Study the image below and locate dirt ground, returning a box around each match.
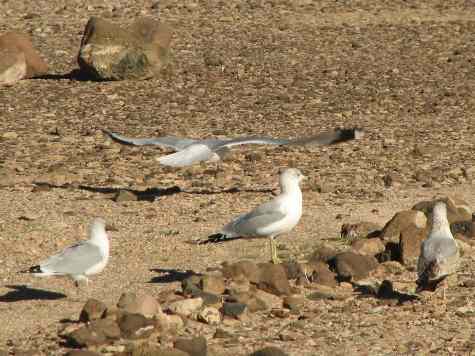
[1,0,475,355]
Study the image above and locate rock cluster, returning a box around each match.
[1,16,171,85]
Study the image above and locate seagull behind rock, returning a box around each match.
[199,168,305,264]
[21,218,110,287]
[102,127,364,168]
[416,201,460,300]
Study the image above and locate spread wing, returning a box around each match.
[103,130,196,150]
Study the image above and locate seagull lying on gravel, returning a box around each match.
[198,168,305,264]
[103,127,364,168]
[21,218,110,287]
[416,201,460,300]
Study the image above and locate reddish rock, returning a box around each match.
[117,292,161,318]
[222,260,260,283]
[399,226,428,268]
[381,210,427,243]
[79,298,107,322]
[257,263,291,296]
[118,313,156,339]
[351,238,385,256]
[0,32,48,78]
[0,48,26,85]
[334,251,378,281]
[304,261,338,287]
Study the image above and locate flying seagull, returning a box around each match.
[103,127,364,168]
[198,168,305,264]
[21,218,110,287]
[416,201,460,301]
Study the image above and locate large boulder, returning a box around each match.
[78,17,172,80]
[334,252,378,281]
[412,196,472,224]
[380,210,427,243]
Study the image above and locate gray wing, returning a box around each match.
[40,241,103,275]
[226,211,286,237]
[286,128,364,146]
[418,237,459,276]
[215,137,291,150]
[103,130,196,150]
[158,143,214,167]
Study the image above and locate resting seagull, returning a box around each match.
[199,168,305,264]
[103,128,364,168]
[416,201,460,301]
[21,218,110,287]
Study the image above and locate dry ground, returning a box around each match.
[1,0,475,355]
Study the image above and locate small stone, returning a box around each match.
[302,261,337,287]
[283,295,305,311]
[222,302,247,318]
[118,313,156,339]
[257,263,291,296]
[340,222,381,241]
[65,351,102,356]
[351,238,385,256]
[79,298,107,322]
[168,297,203,317]
[117,292,161,318]
[377,261,405,275]
[198,306,221,325]
[253,289,283,310]
[174,336,207,356]
[214,328,233,338]
[250,346,289,356]
[334,252,378,281]
[200,275,226,295]
[307,285,337,300]
[2,132,19,139]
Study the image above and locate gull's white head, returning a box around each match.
[279,168,305,191]
[89,218,108,240]
[430,201,452,237]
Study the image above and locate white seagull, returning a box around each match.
[21,218,110,287]
[199,168,305,264]
[416,201,460,300]
[103,128,364,168]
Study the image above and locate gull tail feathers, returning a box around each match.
[416,260,444,292]
[198,233,243,244]
[19,265,42,274]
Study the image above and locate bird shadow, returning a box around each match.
[148,268,201,284]
[0,285,66,302]
[33,182,275,201]
[34,69,107,82]
[353,280,419,305]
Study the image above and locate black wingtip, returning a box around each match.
[333,127,365,143]
[19,265,41,274]
[198,233,243,244]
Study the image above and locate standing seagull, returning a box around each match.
[21,218,110,287]
[102,128,364,168]
[416,201,460,301]
[199,168,305,264]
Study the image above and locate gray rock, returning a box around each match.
[78,17,171,80]
[222,302,247,318]
[308,244,338,263]
[174,336,207,356]
[66,325,107,348]
[88,318,121,340]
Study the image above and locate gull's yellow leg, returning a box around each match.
[270,238,281,264]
